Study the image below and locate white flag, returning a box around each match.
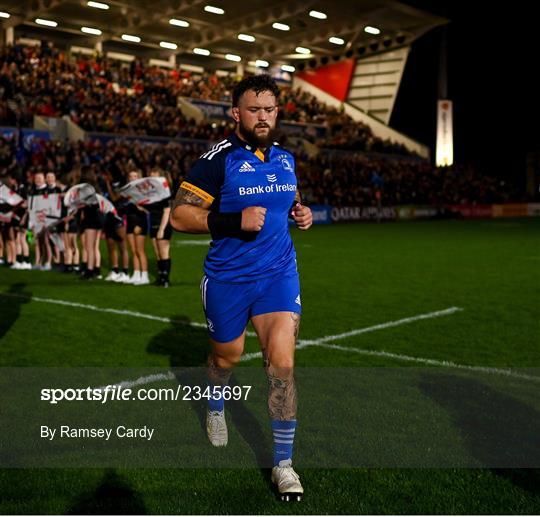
[64,183,98,209]
[118,177,171,205]
[95,194,117,215]
[0,211,14,223]
[0,185,24,206]
[49,232,65,252]
[28,194,62,233]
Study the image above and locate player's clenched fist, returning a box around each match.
[241,206,267,231]
[291,203,313,230]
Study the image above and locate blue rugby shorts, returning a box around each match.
[200,273,301,343]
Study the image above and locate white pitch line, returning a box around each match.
[3,290,537,384]
[0,294,458,347]
[97,372,176,391]
[0,291,257,337]
[0,291,463,366]
[299,307,463,345]
[98,342,540,389]
[0,292,203,327]
[313,343,540,383]
[97,308,471,386]
[174,240,211,246]
[239,351,265,362]
[240,307,462,363]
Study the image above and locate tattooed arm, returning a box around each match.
[169,186,212,233]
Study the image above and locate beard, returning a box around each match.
[238,119,279,149]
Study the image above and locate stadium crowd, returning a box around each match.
[0,135,517,208]
[0,133,521,281]
[0,42,523,280]
[1,42,413,155]
[296,151,518,207]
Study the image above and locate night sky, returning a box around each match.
[391,1,539,184]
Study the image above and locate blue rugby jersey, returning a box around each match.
[182,133,298,282]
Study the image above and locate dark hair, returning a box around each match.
[80,164,101,193]
[232,74,280,107]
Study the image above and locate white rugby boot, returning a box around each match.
[271,459,303,501]
[206,409,228,447]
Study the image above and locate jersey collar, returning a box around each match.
[230,132,273,162]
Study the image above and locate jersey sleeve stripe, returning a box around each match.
[206,142,232,160]
[179,181,215,203]
[201,139,228,159]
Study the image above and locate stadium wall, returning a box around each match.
[347,48,410,125]
[292,76,430,159]
[307,203,540,224]
[177,97,206,123]
[3,127,533,223]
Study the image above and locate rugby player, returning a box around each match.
[170,75,312,501]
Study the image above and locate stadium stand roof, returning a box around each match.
[0,0,447,71]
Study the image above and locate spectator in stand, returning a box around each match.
[1,135,523,224]
[1,43,418,156]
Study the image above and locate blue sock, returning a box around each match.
[208,382,224,412]
[271,420,297,466]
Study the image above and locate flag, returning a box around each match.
[49,232,65,252]
[0,185,24,206]
[28,194,62,233]
[64,183,98,210]
[117,177,171,205]
[95,194,117,215]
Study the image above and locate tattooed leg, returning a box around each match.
[262,347,270,369]
[291,312,300,343]
[262,346,297,418]
[206,353,234,424]
[255,312,300,420]
[204,332,244,448]
[265,321,298,467]
[207,353,233,388]
[266,364,297,421]
[251,312,300,465]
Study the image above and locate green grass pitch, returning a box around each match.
[0,218,539,514]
